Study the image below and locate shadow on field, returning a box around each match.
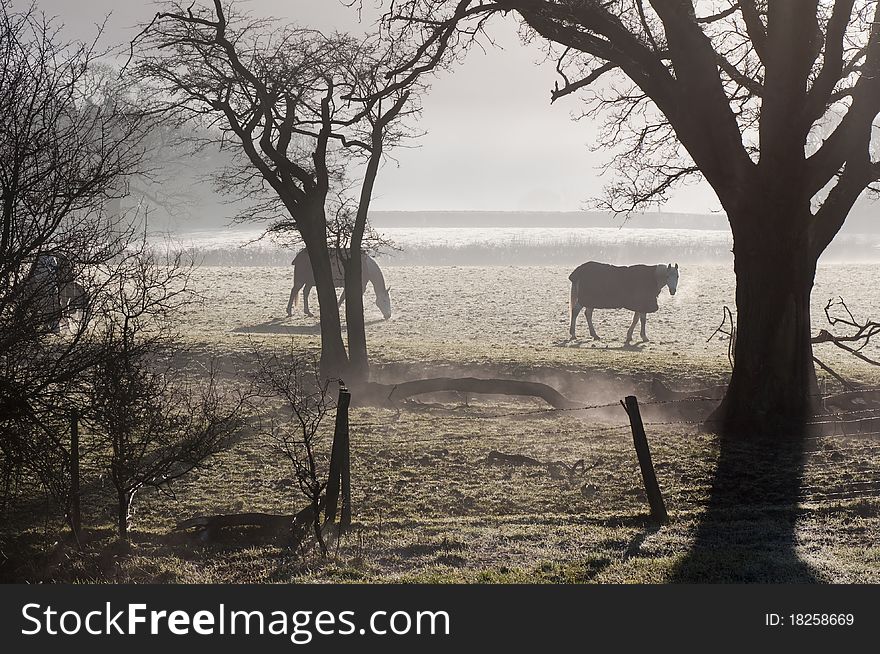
[233,317,387,335]
[670,436,817,582]
[553,338,646,352]
[233,318,322,335]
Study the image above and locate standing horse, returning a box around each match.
[287,249,392,319]
[19,253,87,333]
[569,262,679,343]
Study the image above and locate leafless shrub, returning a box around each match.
[0,1,158,521]
[85,248,246,540]
[250,346,335,557]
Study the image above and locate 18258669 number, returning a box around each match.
[789,614,854,626]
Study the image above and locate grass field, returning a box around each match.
[3,263,879,583]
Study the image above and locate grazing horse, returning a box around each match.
[287,248,392,319]
[569,262,679,343]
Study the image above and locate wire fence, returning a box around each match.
[347,385,880,514]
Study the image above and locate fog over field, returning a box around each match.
[153,215,880,266]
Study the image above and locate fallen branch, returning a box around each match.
[487,451,542,466]
[361,377,580,409]
[174,500,323,544]
[810,298,880,392]
[487,450,586,483]
[175,512,294,534]
[822,388,880,411]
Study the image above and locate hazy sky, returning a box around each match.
[26,0,721,213]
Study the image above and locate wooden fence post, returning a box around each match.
[622,395,668,524]
[69,408,82,543]
[340,393,352,529]
[326,385,352,527]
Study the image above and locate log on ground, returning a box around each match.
[360,377,580,409]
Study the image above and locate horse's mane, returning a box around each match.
[366,256,388,294]
[653,264,669,296]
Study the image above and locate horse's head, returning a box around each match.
[666,263,679,295]
[376,287,392,320]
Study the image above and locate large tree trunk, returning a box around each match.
[711,213,818,437]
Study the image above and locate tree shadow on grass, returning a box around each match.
[233,319,322,335]
[233,316,387,335]
[670,435,818,582]
[553,338,646,352]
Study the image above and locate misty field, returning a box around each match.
[4,262,880,583]
[186,262,880,377]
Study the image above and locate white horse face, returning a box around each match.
[376,287,392,320]
[666,263,679,295]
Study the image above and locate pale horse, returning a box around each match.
[568,261,679,344]
[287,249,392,319]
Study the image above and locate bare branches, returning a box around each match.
[388,0,761,211]
[250,346,334,555]
[134,2,423,238]
[0,1,161,520]
[551,55,615,103]
[707,305,736,369]
[812,297,880,367]
[806,3,880,202]
[698,3,741,25]
[84,238,246,539]
[803,0,857,125]
[738,0,768,62]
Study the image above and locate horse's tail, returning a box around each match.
[568,276,582,339]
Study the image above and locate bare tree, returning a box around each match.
[133,1,424,382]
[86,248,245,540]
[325,38,421,382]
[0,1,154,515]
[386,0,880,437]
[251,347,334,556]
[133,1,353,378]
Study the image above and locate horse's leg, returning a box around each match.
[49,289,63,334]
[286,283,303,317]
[586,307,600,340]
[569,281,580,339]
[59,286,72,333]
[569,302,582,339]
[625,311,639,344]
[303,284,314,317]
[640,312,649,342]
